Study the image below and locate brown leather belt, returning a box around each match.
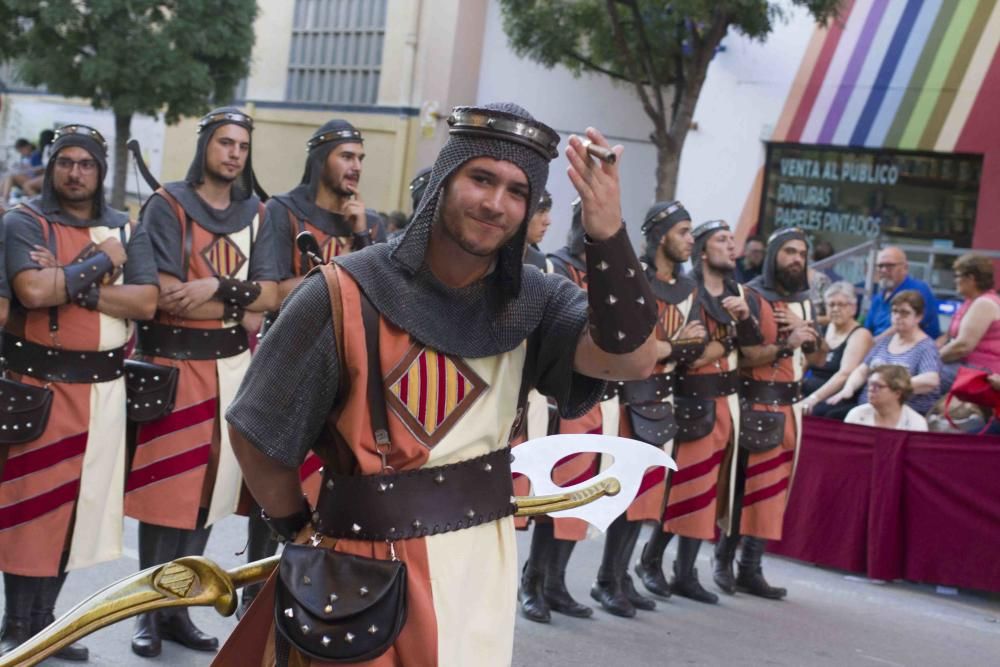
[136,321,249,361]
[313,448,515,541]
[740,378,803,406]
[3,333,125,384]
[676,370,739,399]
[620,372,675,405]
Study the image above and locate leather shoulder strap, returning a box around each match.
[358,285,390,448]
[155,188,193,279]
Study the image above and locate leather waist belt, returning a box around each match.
[676,370,739,399]
[3,333,125,384]
[620,373,675,405]
[314,448,515,542]
[740,378,803,406]
[136,321,249,361]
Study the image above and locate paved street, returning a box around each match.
[5,518,999,666]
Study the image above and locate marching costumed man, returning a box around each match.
[238,120,387,618]
[217,104,659,666]
[635,219,762,604]
[713,227,817,600]
[0,124,159,660]
[592,201,704,617]
[123,107,280,657]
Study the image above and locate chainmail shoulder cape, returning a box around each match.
[747,228,810,303]
[648,269,696,306]
[272,185,355,237]
[524,244,547,271]
[336,235,583,358]
[23,196,128,229]
[162,181,261,235]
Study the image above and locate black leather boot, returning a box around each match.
[713,533,741,595]
[634,530,672,598]
[670,537,718,604]
[543,538,592,618]
[131,611,162,658]
[518,523,552,623]
[0,573,35,656]
[620,521,655,611]
[736,537,787,600]
[590,515,635,618]
[237,507,279,620]
[132,521,177,657]
[159,513,219,651]
[32,571,88,661]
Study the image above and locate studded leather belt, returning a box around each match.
[620,372,675,405]
[740,378,803,406]
[313,448,515,542]
[3,333,125,384]
[676,370,739,399]
[136,321,249,361]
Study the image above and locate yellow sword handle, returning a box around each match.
[513,476,621,516]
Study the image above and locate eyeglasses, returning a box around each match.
[826,300,852,309]
[876,262,901,270]
[890,308,915,317]
[867,381,889,391]
[53,157,99,173]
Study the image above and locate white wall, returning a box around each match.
[476,0,816,252]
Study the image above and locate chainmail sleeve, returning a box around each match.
[530,274,606,419]
[225,273,340,468]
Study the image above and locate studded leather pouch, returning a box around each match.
[125,360,179,423]
[738,409,785,453]
[274,543,407,663]
[0,377,53,445]
[674,396,716,443]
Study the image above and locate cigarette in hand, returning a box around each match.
[583,140,617,164]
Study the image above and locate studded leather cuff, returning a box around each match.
[75,284,101,310]
[262,496,313,543]
[735,316,763,347]
[669,340,705,366]
[775,345,794,360]
[352,229,373,250]
[215,277,262,308]
[223,302,245,323]
[63,251,114,303]
[584,225,657,354]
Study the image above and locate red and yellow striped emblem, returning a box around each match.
[201,236,247,278]
[385,345,487,447]
[322,236,352,262]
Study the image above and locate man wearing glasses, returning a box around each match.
[0,125,159,660]
[864,246,940,341]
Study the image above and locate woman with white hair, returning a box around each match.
[801,281,873,417]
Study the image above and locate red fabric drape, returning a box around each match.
[769,416,1000,593]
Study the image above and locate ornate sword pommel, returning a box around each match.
[514,476,621,516]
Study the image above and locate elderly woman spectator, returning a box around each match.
[845,365,928,431]
[937,254,1000,389]
[801,282,874,416]
[828,290,941,415]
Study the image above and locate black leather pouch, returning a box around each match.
[739,409,786,453]
[674,396,716,443]
[274,543,407,663]
[628,402,678,445]
[0,377,53,445]
[125,360,179,423]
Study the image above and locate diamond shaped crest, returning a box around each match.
[201,236,247,278]
[384,345,487,448]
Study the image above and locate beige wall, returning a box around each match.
[245,0,295,102]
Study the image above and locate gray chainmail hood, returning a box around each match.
[300,119,363,200]
[38,124,126,228]
[747,227,810,302]
[185,106,256,202]
[642,201,695,305]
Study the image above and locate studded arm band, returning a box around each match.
[63,251,115,304]
[352,229,373,250]
[584,225,657,354]
[223,303,245,323]
[215,277,262,308]
[75,284,101,310]
[735,316,764,347]
[262,496,313,543]
[668,340,705,366]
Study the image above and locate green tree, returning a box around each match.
[1,0,257,208]
[499,0,842,201]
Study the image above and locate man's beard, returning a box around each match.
[322,171,355,198]
[205,163,238,185]
[706,255,734,274]
[776,265,806,293]
[660,241,687,267]
[55,185,97,205]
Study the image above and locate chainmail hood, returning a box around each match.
[409,166,432,213]
[185,106,256,202]
[566,197,585,257]
[747,227,810,302]
[641,200,690,266]
[301,119,363,200]
[38,124,126,228]
[390,102,556,299]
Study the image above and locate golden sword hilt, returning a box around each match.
[1,476,621,666]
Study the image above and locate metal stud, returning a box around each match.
[321,636,331,647]
[466,509,476,519]
[324,604,334,613]
[359,586,369,596]
[412,519,422,530]
[368,624,378,635]
[345,632,355,643]
[284,607,294,618]
[302,575,311,585]
[636,296,645,305]
[616,331,626,340]
[378,482,389,493]
[329,593,339,603]
[596,260,609,271]
[326,479,335,490]
[433,473,445,485]
[626,268,636,278]
[300,624,310,635]
[606,295,618,305]
[351,523,362,534]
[483,462,492,472]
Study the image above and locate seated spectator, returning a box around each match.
[812,240,843,282]
[937,253,1000,390]
[807,265,832,326]
[801,281,873,415]
[0,138,36,202]
[864,246,940,340]
[845,365,928,431]
[829,290,941,416]
[735,234,765,283]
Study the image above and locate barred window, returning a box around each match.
[286,0,387,106]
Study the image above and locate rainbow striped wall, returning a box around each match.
[739,0,1000,250]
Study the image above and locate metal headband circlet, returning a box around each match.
[447,106,560,160]
[409,171,431,194]
[53,124,109,153]
[641,201,687,234]
[197,111,254,133]
[768,226,804,244]
[692,219,730,240]
[306,128,363,152]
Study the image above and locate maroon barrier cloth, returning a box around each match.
[769,416,1000,593]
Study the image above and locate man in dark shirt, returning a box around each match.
[735,235,765,283]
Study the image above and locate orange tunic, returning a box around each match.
[738,292,809,541]
[215,265,526,667]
